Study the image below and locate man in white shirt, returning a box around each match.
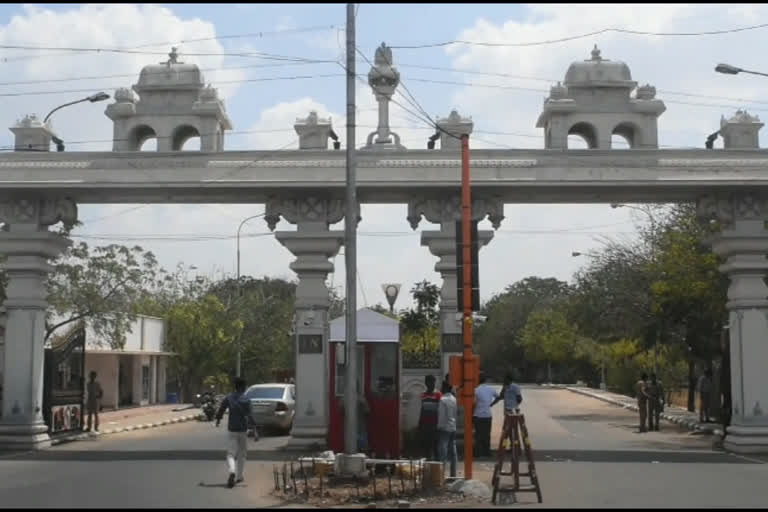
[437,381,458,477]
[473,372,498,457]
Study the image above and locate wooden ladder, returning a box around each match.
[491,412,543,504]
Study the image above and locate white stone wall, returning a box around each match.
[85,315,165,352]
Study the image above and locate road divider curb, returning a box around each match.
[562,386,724,437]
[50,413,200,446]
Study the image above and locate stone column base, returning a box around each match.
[285,424,328,452]
[724,425,768,454]
[0,423,51,451]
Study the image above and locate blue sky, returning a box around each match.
[1,4,767,308]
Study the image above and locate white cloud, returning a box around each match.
[10,4,746,307]
[0,4,247,151]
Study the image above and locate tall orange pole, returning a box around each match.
[461,133,474,479]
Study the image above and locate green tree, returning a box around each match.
[46,242,160,347]
[519,308,580,383]
[165,294,243,401]
[207,276,297,384]
[648,203,727,410]
[476,277,571,380]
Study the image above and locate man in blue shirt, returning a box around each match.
[216,377,251,488]
[492,373,523,413]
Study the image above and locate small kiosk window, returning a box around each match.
[369,343,397,397]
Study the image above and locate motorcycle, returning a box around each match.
[199,390,217,422]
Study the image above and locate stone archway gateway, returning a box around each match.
[0,44,767,455]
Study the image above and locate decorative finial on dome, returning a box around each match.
[591,44,602,61]
[163,47,182,66]
[550,81,567,99]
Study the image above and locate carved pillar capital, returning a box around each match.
[697,193,768,230]
[264,195,360,231]
[0,197,78,231]
[407,195,504,230]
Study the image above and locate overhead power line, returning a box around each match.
[72,220,637,242]
[0,44,336,63]
[389,22,768,49]
[0,72,344,98]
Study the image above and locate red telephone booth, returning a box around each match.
[328,308,400,458]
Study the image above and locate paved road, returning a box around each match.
[476,386,767,508]
[0,387,765,508]
[0,420,290,508]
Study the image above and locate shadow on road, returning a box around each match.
[8,449,298,462]
[6,448,761,465]
[488,449,761,464]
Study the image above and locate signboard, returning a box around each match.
[298,334,323,354]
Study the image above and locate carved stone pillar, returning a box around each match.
[0,198,76,450]
[265,196,347,450]
[698,193,768,454]
[408,195,503,439]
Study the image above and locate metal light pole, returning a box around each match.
[343,2,359,456]
[235,214,264,378]
[571,250,606,389]
[44,92,110,152]
[610,203,660,376]
[715,63,768,78]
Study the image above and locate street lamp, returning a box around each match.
[43,92,111,152]
[571,250,606,389]
[235,213,265,378]
[381,283,401,314]
[715,63,768,78]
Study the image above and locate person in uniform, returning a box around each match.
[86,371,103,432]
[647,373,664,432]
[635,373,649,433]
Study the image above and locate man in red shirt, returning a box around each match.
[418,375,442,460]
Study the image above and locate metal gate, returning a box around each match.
[43,322,86,435]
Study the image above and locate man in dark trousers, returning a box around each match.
[698,369,713,423]
[636,373,649,433]
[85,371,103,433]
[647,373,664,432]
[418,375,442,460]
[216,377,251,488]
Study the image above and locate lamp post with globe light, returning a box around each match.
[381,284,401,314]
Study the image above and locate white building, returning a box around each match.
[84,315,173,410]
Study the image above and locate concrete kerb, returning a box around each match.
[49,413,201,446]
[560,386,724,437]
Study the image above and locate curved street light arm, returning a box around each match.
[43,98,88,124]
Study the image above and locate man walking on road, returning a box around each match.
[698,369,713,423]
[85,371,103,433]
[216,377,251,489]
[647,373,664,432]
[473,372,498,457]
[635,373,649,433]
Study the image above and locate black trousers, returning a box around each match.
[473,416,492,457]
[420,427,439,460]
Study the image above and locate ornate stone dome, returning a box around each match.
[564,45,636,88]
[134,47,203,91]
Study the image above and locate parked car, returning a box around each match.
[245,383,296,434]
